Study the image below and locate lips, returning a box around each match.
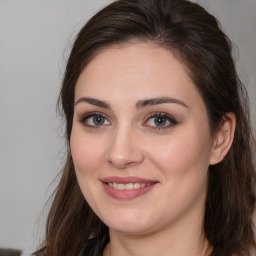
[101,176,158,200]
[108,182,153,190]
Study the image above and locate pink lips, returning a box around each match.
[101,176,158,200]
[101,176,156,184]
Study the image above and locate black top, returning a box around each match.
[82,234,110,256]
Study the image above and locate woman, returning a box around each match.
[34,0,256,255]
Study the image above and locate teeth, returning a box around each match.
[134,183,140,189]
[107,182,152,190]
[117,184,125,190]
[126,183,133,190]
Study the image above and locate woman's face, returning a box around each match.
[70,43,215,235]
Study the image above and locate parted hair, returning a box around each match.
[34,0,256,255]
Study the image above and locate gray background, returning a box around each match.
[0,0,255,255]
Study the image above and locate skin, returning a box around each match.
[70,42,235,256]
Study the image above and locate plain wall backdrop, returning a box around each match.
[0,1,255,255]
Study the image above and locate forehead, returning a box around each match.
[75,42,202,109]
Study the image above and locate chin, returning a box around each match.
[108,222,152,235]
[101,210,157,235]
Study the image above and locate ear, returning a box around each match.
[209,112,236,165]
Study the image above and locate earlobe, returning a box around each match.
[209,113,236,165]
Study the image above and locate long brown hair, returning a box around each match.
[34,0,256,255]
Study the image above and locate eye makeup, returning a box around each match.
[78,110,178,131]
[143,112,178,130]
[79,111,111,129]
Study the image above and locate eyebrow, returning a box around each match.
[75,97,111,109]
[136,97,188,109]
[75,96,188,109]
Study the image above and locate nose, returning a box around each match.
[106,126,145,169]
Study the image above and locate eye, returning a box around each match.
[80,112,111,128]
[143,113,177,129]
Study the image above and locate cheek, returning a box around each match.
[70,126,107,213]
[144,130,211,220]
[70,126,105,177]
[148,128,212,181]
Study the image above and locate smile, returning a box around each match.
[107,182,153,190]
[101,176,158,200]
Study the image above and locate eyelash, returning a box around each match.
[79,112,111,129]
[79,112,178,130]
[143,112,178,130]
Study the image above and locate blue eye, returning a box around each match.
[80,113,111,127]
[145,113,177,128]
[152,116,167,126]
[91,116,105,125]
